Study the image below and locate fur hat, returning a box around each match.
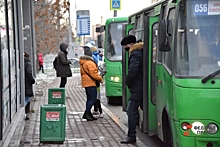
[121,35,136,46]
[91,46,97,52]
[83,46,92,57]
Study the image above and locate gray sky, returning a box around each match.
[70,0,151,36]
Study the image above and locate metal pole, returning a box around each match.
[113,10,117,17]
[17,0,25,107]
[68,0,74,58]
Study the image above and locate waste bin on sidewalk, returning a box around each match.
[48,88,65,104]
[40,104,66,144]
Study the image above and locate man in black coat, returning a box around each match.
[56,43,72,87]
[120,35,144,144]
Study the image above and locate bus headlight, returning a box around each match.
[110,76,114,81]
[109,76,120,82]
[206,123,218,134]
[114,77,120,82]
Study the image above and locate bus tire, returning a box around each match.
[162,111,173,147]
[107,97,114,104]
[107,96,122,105]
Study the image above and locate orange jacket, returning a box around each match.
[79,56,102,88]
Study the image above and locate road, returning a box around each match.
[99,83,166,147]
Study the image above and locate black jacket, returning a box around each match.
[24,56,35,97]
[56,45,72,77]
[126,42,144,101]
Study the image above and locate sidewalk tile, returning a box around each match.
[20,75,145,147]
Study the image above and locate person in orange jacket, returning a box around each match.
[80,46,103,121]
[38,53,44,73]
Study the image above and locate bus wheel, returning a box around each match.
[163,113,173,147]
[107,96,122,105]
[107,97,114,104]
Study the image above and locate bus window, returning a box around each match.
[152,22,158,105]
[164,8,175,72]
[175,0,220,77]
[134,15,143,40]
[106,22,125,61]
[153,23,158,63]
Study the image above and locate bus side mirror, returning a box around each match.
[97,35,103,48]
[158,19,172,52]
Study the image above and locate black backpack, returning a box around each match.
[53,56,58,70]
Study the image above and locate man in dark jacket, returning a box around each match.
[56,43,72,87]
[120,35,143,144]
[24,52,35,120]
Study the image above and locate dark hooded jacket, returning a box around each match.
[126,42,144,101]
[24,56,35,97]
[56,43,72,77]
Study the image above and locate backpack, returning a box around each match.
[53,56,58,70]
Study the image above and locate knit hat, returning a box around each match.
[91,46,97,52]
[90,41,95,46]
[83,46,92,57]
[121,35,136,46]
[85,41,95,48]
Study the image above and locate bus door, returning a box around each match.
[142,16,158,135]
[122,24,133,111]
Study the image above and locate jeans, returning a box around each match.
[126,100,142,138]
[60,77,67,88]
[25,96,30,114]
[85,86,97,112]
[25,96,29,106]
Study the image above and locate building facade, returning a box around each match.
[0,0,35,146]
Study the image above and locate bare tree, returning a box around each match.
[34,0,71,55]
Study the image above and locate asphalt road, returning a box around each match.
[99,83,166,147]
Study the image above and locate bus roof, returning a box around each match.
[105,17,128,24]
[128,0,168,18]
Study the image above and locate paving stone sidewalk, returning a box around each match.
[19,74,146,147]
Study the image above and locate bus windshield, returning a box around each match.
[106,22,125,61]
[176,0,220,77]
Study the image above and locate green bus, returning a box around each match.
[97,17,128,104]
[122,0,220,146]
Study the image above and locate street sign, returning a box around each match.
[76,10,90,36]
[110,0,121,10]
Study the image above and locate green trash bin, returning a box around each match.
[48,88,65,104]
[40,104,66,144]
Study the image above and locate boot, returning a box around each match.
[88,111,97,120]
[82,111,94,121]
[82,111,87,119]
